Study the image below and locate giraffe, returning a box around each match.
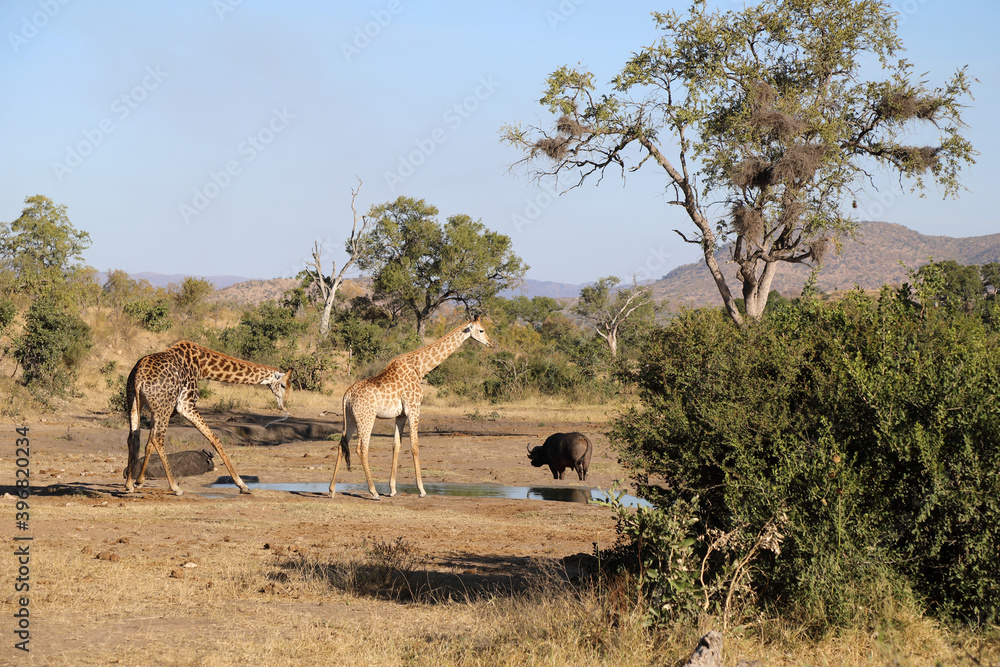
[329,317,493,500]
[123,340,292,496]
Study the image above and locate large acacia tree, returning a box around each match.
[502,0,975,324]
[357,196,527,337]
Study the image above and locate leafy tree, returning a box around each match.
[302,178,373,336]
[357,196,528,337]
[0,195,91,301]
[502,0,975,325]
[505,295,562,330]
[916,259,984,313]
[103,269,171,331]
[573,276,654,356]
[171,276,214,319]
[980,262,1000,297]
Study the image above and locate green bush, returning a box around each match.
[14,298,92,395]
[0,299,15,333]
[281,350,338,392]
[219,301,305,362]
[609,289,1000,628]
[122,299,171,332]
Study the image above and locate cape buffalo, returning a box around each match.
[527,432,593,481]
[132,449,215,479]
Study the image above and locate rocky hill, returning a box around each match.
[650,221,1000,309]
[208,278,301,306]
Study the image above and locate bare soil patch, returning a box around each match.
[1,409,630,664]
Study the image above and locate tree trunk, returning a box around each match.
[605,328,618,357]
[319,297,335,337]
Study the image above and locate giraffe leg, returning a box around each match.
[137,418,184,496]
[388,415,405,497]
[358,419,380,500]
[124,428,142,491]
[133,418,160,489]
[408,411,426,498]
[178,403,251,494]
[124,382,144,491]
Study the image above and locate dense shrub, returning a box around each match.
[219,301,305,362]
[608,289,1000,628]
[0,298,15,332]
[122,299,171,332]
[280,350,338,392]
[14,298,92,395]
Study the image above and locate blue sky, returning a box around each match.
[2,0,997,287]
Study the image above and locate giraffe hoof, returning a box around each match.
[239,486,253,495]
[173,488,185,496]
[370,493,381,501]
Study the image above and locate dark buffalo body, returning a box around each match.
[527,432,593,481]
[132,449,215,479]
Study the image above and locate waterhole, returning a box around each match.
[209,477,650,508]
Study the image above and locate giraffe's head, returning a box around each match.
[262,369,293,411]
[465,318,493,348]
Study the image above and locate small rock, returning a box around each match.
[170,568,185,579]
[97,551,119,562]
[183,562,198,568]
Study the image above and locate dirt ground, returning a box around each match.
[0,407,633,664]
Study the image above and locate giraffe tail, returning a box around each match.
[340,391,352,472]
[339,434,352,472]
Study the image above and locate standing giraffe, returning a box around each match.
[124,340,292,496]
[330,317,493,500]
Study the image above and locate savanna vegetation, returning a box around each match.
[3,0,998,663]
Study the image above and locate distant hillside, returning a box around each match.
[206,277,584,306]
[129,272,251,289]
[503,279,583,299]
[650,221,1000,309]
[209,278,300,306]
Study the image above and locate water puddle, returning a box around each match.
[209,477,650,508]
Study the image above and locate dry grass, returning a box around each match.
[4,471,1000,665]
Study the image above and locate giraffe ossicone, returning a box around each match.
[123,340,292,496]
[329,317,493,500]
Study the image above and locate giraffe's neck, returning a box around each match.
[407,323,471,378]
[171,341,280,385]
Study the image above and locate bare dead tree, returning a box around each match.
[306,178,371,336]
[574,276,653,357]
